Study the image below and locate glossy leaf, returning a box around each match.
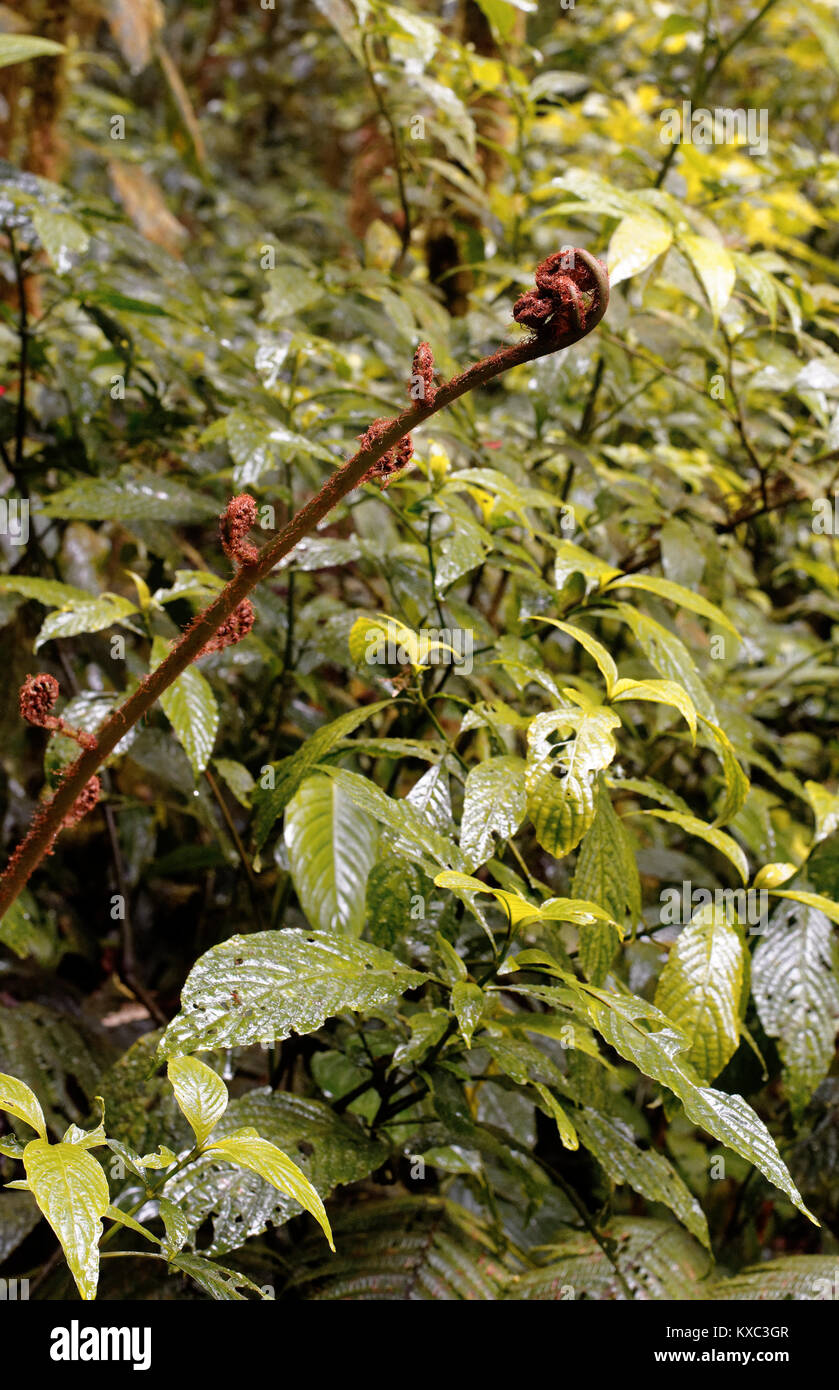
[160,930,427,1055]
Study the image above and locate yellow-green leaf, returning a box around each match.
[611,677,697,741]
[168,1056,228,1148]
[754,863,797,889]
[451,981,488,1048]
[604,573,739,637]
[23,1139,109,1300]
[205,1131,334,1250]
[679,233,736,321]
[0,34,66,69]
[533,1083,579,1150]
[655,905,744,1082]
[642,809,749,884]
[0,1072,47,1140]
[535,618,618,696]
[608,213,673,286]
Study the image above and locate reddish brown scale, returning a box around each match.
[357,418,414,489]
[19,673,98,749]
[19,673,62,731]
[513,250,607,345]
[62,776,100,828]
[220,494,259,568]
[411,342,436,405]
[198,598,256,655]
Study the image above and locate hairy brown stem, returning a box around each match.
[0,250,608,920]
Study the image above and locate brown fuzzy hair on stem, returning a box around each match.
[0,247,608,919]
[220,494,260,568]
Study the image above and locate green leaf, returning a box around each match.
[532,1083,579,1150]
[611,678,697,741]
[714,1255,839,1301]
[459,756,527,868]
[608,214,673,286]
[574,1109,710,1248]
[39,468,218,523]
[699,716,750,826]
[168,1250,267,1300]
[0,1004,110,1137]
[605,573,738,637]
[324,768,466,874]
[451,981,488,1047]
[30,206,89,271]
[507,1217,708,1300]
[752,899,839,1116]
[611,605,717,722]
[152,636,219,777]
[0,1072,47,1139]
[252,700,392,850]
[525,705,620,857]
[553,540,620,592]
[535,618,618,696]
[284,773,379,935]
[34,595,139,651]
[655,905,745,1082]
[0,575,91,607]
[572,783,638,983]
[0,35,66,69]
[576,988,816,1224]
[23,1139,109,1300]
[157,1198,190,1258]
[164,1090,386,1255]
[365,856,426,949]
[641,809,749,884]
[167,1056,228,1148]
[289,1196,509,1299]
[206,1131,334,1249]
[159,930,427,1055]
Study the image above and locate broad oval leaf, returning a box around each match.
[152,636,219,777]
[167,1056,228,1148]
[159,930,427,1055]
[752,899,839,1116]
[460,755,527,868]
[284,773,379,935]
[0,1072,47,1139]
[608,213,673,286]
[655,905,744,1082]
[23,1139,109,1300]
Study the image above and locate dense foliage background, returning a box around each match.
[2,0,839,1301]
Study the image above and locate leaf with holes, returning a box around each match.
[159,930,427,1055]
